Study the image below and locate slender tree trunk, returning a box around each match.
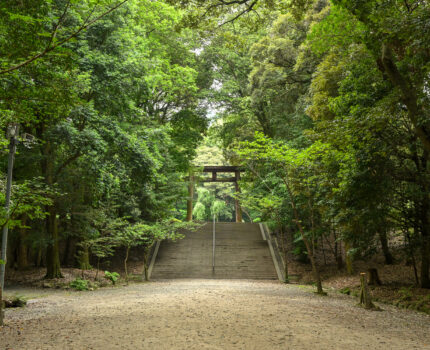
[124,246,130,284]
[379,230,394,265]
[345,241,354,275]
[335,240,343,269]
[62,215,74,266]
[95,258,100,281]
[36,247,43,267]
[406,230,420,286]
[284,181,324,294]
[79,246,91,271]
[45,206,62,279]
[278,224,289,282]
[420,205,430,288]
[17,217,28,270]
[143,250,149,282]
[40,137,62,279]
[420,154,430,288]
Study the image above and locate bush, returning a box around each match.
[104,271,120,285]
[70,278,89,291]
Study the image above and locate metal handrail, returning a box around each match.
[212,214,216,271]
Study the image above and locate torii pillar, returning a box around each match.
[186,173,194,222]
[234,171,242,223]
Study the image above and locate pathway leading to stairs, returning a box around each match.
[2,280,429,349]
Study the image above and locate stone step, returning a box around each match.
[151,222,277,280]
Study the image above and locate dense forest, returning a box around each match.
[1,0,430,303]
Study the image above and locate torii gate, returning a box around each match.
[186,166,244,223]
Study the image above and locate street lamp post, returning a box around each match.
[0,123,19,325]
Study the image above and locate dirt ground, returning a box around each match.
[1,280,430,350]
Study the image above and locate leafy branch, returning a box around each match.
[0,0,130,75]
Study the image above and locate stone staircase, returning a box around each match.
[150,222,278,280]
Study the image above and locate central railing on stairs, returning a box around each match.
[212,214,216,272]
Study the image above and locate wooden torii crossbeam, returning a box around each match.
[186,166,244,223]
[202,166,243,183]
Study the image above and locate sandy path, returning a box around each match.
[1,280,429,350]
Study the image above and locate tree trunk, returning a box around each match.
[79,246,91,271]
[40,137,62,279]
[279,225,289,283]
[420,217,430,288]
[124,246,130,284]
[379,230,394,265]
[420,156,430,289]
[335,240,343,270]
[62,236,71,266]
[143,248,149,281]
[36,247,43,267]
[95,258,100,281]
[17,217,28,270]
[45,206,63,279]
[285,181,324,294]
[406,230,420,286]
[345,241,354,275]
[367,268,382,285]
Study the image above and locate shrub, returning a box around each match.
[70,278,89,291]
[104,271,120,285]
[4,295,27,308]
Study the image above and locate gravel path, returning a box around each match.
[1,280,430,349]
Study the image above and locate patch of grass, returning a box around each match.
[339,287,351,295]
[398,286,413,302]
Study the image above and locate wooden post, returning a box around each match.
[360,272,377,309]
[186,174,194,222]
[234,171,242,223]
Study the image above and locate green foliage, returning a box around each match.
[70,278,89,291]
[339,287,351,295]
[0,178,54,230]
[4,295,27,308]
[211,200,232,221]
[399,287,413,302]
[104,271,120,285]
